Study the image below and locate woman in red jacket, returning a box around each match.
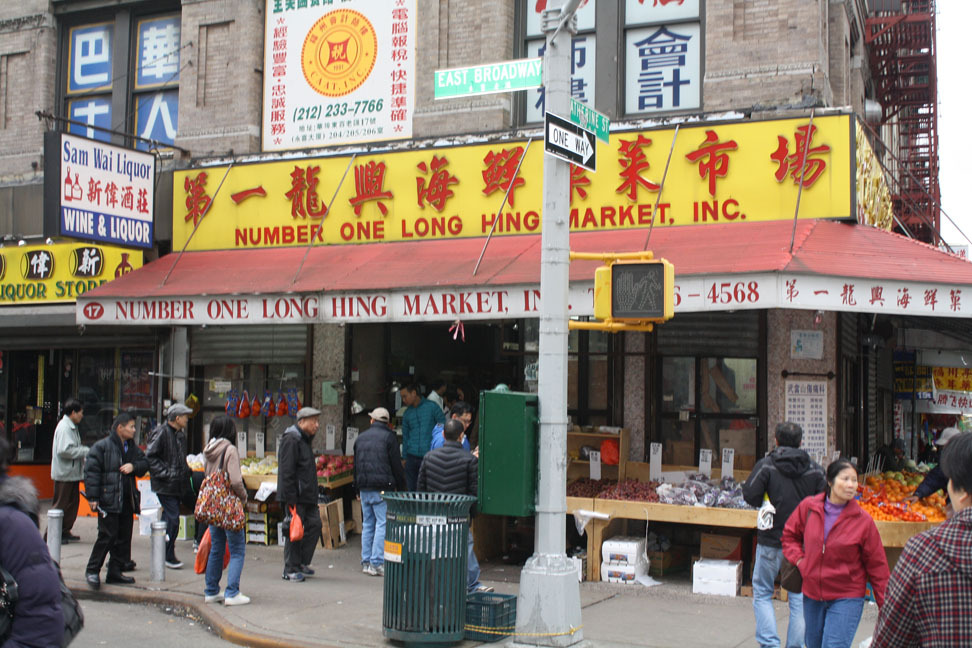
[783,458,890,648]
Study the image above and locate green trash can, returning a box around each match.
[382,492,477,643]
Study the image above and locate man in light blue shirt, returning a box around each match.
[430,401,472,453]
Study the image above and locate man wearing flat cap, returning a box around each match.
[278,406,324,582]
[353,407,407,576]
[146,402,193,569]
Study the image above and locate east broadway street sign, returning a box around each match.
[434,58,542,99]
[544,111,596,172]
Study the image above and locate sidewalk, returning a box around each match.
[55,514,879,648]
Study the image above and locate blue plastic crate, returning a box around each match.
[465,592,517,642]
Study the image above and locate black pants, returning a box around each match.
[283,502,323,574]
[52,480,80,535]
[86,499,133,575]
[158,494,181,562]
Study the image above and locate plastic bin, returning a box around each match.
[465,592,517,642]
[381,492,477,643]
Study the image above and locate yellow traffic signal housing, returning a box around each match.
[594,259,674,323]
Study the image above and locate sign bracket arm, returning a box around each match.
[473,138,533,276]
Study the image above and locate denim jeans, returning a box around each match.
[752,543,804,648]
[803,596,865,648]
[360,490,387,567]
[466,528,481,592]
[158,494,181,562]
[205,526,246,598]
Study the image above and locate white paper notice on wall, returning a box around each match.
[237,431,247,458]
[325,424,336,451]
[649,442,662,481]
[255,432,265,459]
[346,427,359,455]
[722,447,735,479]
[589,450,602,481]
[698,448,712,478]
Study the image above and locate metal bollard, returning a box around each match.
[150,521,167,583]
[47,509,64,564]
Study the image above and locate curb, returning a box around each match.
[67,579,340,648]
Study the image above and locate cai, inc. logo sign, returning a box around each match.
[22,249,54,280]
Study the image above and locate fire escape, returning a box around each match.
[865,0,940,244]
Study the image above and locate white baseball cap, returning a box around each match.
[935,427,962,446]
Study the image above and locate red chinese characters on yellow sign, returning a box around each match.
[285,165,327,219]
[416,155,458,212]
[616,135,661,201]
[482,147,526,207]
[350,161,393,217]
[771,124,831,188]
[684,130,737,197]
[184,172,211,227]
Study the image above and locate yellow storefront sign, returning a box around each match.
[933,366,972,393]
[173,114,855,251]
[0,242,142,305]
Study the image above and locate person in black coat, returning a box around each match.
[353,407,406,576]
[277,407,324,582]
[0,435,64,648]
[84,412,149,589]
[145,403,192,569]
[418,419,491,593]
[907,427,965,506]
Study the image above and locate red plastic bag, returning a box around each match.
[237,390,251,418]
[194,527,231,574]
[600,439,620,465]
[263,391,275,418]
[251,393,261,417]
[277,393,288,417]
[289,505,304,542]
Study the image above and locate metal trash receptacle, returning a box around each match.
[381,492,477,643]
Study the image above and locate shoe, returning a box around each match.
[224,593,251,606]
[165,560,184,569]
[122,561,137,572]
[60,536,73,545]
[282,572,305,582]
[375,564,384,577]
[363,564,378,576]
[474,585,494,593]
[65,533,81,542]
[204,593,224,604]
[193,541,200,554]
[85,573,100,590]
[299,564,315,575]
[105,573,135,585]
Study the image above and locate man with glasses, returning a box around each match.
[430,401,473,453]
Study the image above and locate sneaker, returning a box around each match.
[204,593,224,604]
[193,541,200,554]
[299,564,315,575]
[362,564,378,576]
[474,585,494,593]
[282,572,305,582]
[224,593,251,606]
[375,564,384,577]
[165,560,184,569]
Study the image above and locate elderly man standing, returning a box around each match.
[146,402,193,569]
[51,398,89,543]
[278,407,324,582]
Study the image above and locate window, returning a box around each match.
[61,5,181,150]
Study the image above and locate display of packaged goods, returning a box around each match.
[601,535,646,565]
[600,560,648,583]
[692,559,742,597]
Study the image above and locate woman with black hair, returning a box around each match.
[202,415,249,606]
[783,458,890,648]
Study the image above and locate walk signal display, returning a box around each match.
[594,259,674,323]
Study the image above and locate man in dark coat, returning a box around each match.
[418,419,491,593]
[742,421,827,648]
[278,407,324,582]
[146,402,192,569]
[906,427,963,507]
[0,435,64,647]
[84,412,149,589]
[353,407,407,576]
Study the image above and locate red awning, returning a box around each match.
[84,220,972,300]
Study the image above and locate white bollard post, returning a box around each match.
[47,509,64,564]
[150,521,167,583]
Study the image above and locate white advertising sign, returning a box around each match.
[263,0,416,151]
[784,380,828,457]
[624,22,701,115]
[791,329,824,360]
[625,0,701,24]
[57,133,155,248]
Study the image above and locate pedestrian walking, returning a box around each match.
[146,402,193,569]
[400,382,445,491]
[353,407,407,576]
[50,398,89,544]
[871,430,972,647]
[83,412,149,589]
[783,458,890,648]
[742,421,827,648]
[202,415,249,606]
[278,406,324,582]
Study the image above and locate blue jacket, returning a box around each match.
[402,398,445,458]
[0,475,64,648]
[429,422,470,452]
[914,464,948,501]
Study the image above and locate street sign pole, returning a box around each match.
[515,1,584,646]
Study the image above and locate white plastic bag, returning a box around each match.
[756,495,776,531]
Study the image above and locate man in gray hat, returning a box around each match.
[146,402,193,569]
[278,406,324,582]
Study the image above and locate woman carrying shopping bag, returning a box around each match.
[201,415,249,606]
[783,458,890,648]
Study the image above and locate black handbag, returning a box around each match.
[780,556,803,593]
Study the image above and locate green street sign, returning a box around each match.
[570,98,610,144]
[434,58,543,100]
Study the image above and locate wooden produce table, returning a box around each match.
[318,474,353,489]
[242,474,277,491]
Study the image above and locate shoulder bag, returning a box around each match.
[779,556,803,593]
[194,453,245,532]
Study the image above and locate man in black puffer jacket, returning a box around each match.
[84,412,149,589]
[146,403,192,569]
[742,422,827,648]
[353,407,406,576]
[418,419,491,593]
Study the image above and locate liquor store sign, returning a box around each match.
[0,242,141,305]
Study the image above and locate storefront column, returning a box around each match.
[623,331,647,461]
[312,323,347,452]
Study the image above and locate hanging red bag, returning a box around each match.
[263,391,275,418]
[238,390,251,418]
[288,505,304,542]
[277,393,289,417]
[193,527,231,574]
[251,393,261,417]
[600,439,620,465]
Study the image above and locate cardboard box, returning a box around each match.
[351,498,362,534]
[647,546,690,577]
[700,532,743,561]
[138,508,160,536]
[318,498,346,549]
[177,515,195,540]
[671,440,695,466]
[693,559,742,597]
[601,536,646,565]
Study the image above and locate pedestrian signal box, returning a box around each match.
[594,259,674,323]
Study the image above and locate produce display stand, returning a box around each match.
[242,474,277,491]
[567,428,629,482]
[318,473,353,489]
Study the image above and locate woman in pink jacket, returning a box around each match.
[783,458,890,648]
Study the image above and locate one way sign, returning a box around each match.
[544,111,596,172]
